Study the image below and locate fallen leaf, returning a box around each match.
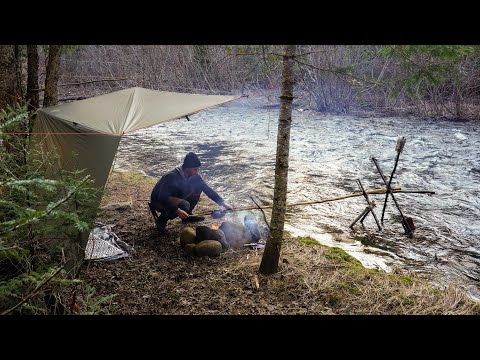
[251,274,259,290]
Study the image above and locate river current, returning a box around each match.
[114,96,480,299]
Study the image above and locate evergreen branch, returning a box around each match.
[386,45,428,72]
[1,265,64,315]
[2,176,90,235]
[0,112,29,132]
[0,166,19,182]
[0,199,27,213]
[4,178,60,193]
[294,58,381,87]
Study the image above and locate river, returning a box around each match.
[114,96,480,300]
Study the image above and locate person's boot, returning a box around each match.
[155,218,168,232]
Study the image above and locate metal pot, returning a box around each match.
[211,209,226,219]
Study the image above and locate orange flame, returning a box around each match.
[211,224,220,230]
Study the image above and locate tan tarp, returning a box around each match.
[31,87,238,275]
[33,87,238,190]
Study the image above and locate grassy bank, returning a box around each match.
[78,170,480,314]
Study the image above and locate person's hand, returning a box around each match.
[176,208,190,220]
[223,202,233,211]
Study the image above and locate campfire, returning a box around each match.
[211,224,220,230]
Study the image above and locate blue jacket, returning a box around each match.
[150,166,224,212]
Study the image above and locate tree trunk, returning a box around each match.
[14,46,25,100]
[0,45,18,111]
[27,45,39,111]
[259,45,296,275]
[43,45,63,107]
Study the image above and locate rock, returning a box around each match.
[196,225,227,246]
[184,243,197,256]
[195,240,223,257]
[180,227,197,248]
[196,228,230,250]
[219,221,252,249]
[215,229,229,250]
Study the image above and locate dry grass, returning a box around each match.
[77,170,480,315]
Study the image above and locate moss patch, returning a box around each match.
[324,246,363,266]
[296,236,321,247]
[399,275,414,285]
[388,274,415,285]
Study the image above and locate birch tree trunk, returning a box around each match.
[43,45,63,107]
[259,45,296,275]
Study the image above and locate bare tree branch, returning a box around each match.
[32,78,129,92]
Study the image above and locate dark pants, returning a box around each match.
[151,192,201,225]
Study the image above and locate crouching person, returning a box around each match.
[150,152,233,232]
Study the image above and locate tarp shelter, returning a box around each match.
[32,87,238,274]
[33,86,238,191]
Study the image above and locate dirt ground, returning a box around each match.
[78,170,480,315]
[81,170,279,314]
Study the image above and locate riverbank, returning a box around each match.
[75,170,480,314]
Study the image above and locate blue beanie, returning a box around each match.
[183,152,201,168]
